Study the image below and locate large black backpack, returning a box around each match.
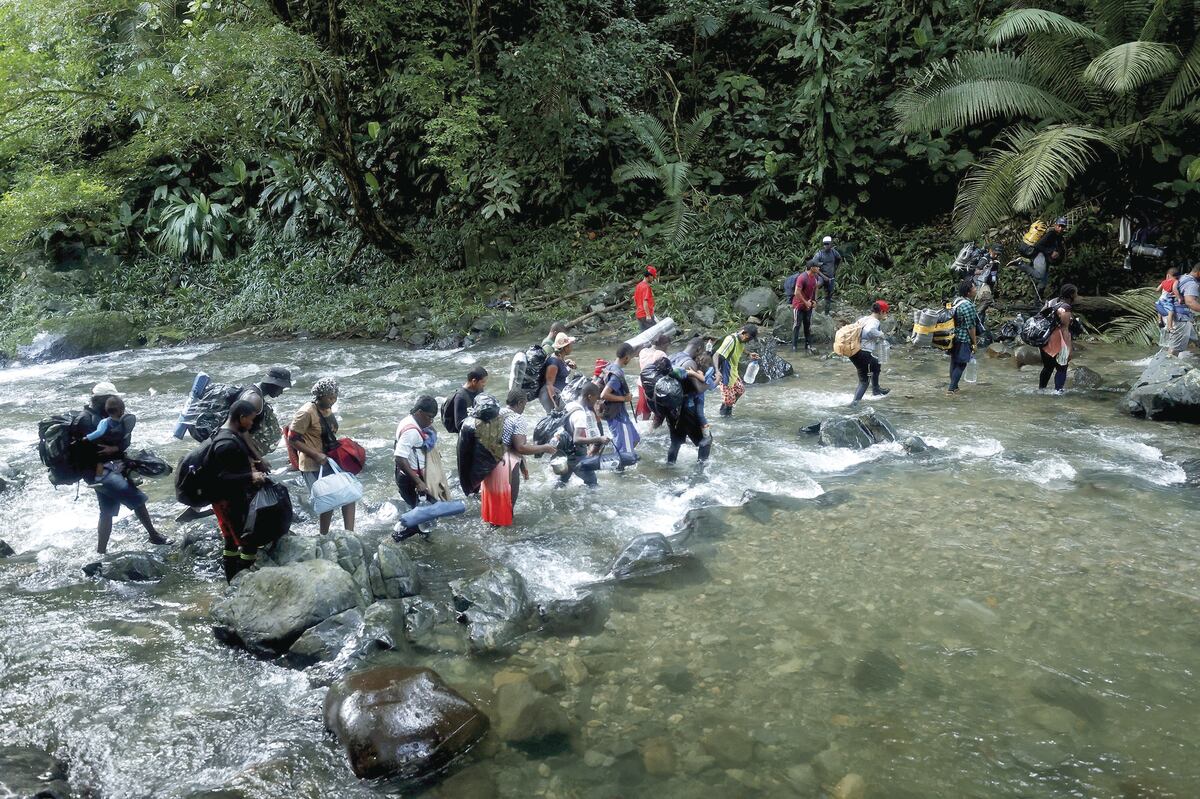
[175,429,240,506]
[782,272,800,303]
[37,410,89,486]
[653,374,685,420]
[441,389,465,434]
[521,345,549,399]
[1020,301,1064,348]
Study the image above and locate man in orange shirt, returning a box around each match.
[634,265,658,330]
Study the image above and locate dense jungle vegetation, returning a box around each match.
[0,0,1197,349]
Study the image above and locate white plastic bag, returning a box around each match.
[310,460,363,515]
[1056,346,1070,366]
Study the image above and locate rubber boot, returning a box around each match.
[719,404,732,418]
[222,551,241,583]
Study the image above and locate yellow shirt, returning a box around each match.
[289,401,337,472]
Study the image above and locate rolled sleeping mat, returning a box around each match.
[508,350,527,393]
[399,500,467,529]
[624,317,676,351]
[173,372,211,439]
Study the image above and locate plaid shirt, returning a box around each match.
[952,299,978,344]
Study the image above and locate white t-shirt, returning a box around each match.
[393,414,427,472]
[856,314,884,356]
[565,400,599,442]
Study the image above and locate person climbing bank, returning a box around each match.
[714,324,759,417]
[813,235,842,314]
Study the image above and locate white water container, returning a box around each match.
[877,340,889,365]
[743,361,761,384]
[964,357,978,383]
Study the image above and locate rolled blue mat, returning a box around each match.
[172,372,211,439]
[399,500,467,529]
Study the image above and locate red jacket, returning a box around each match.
[634,280,655,319]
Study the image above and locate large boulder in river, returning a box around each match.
[212,559,361,657]
[281,608,365,670]
[606,533,703,586]
[812,407,898,449]
[1067,365,1104,390]
[1125,351,1200,422]
[495,676,572,744]
[82,551,168,582]
[450,567,531,655]
[324,666,489,781]
[1014,345,1042,367]
[0,539,15,558]
[367,539,421,599]
[17,311,139,362]
[0,745,73,799]
[734,286,777,319]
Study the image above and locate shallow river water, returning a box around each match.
[1,336,1198,798]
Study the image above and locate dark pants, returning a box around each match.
[792,307,813,350]
[667,408,712,464]
[213,499,255,583]
[948,340,972,391]
[1039,350,1068,390]
[849,351,880,402]
[823,276,835,313]
[558,456,599,487]
[638,317,655,331]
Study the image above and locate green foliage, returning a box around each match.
[0,171,117,256]
[1101,287,1161,346]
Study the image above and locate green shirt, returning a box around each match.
[716,334,745,376]
[952,299,978,344]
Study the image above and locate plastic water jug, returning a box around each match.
[964,357,978,384]
[744,361,761,384]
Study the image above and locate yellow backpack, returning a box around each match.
[833,322,863,357]
[1021,220,1049,247]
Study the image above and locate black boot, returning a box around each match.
[222,552,240,583]
[719,404,732,418]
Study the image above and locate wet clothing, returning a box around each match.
[602,364,640,459]
[538,355,569,412]
[714,336,748,410]
[288,402,337,473]
[634,279,655,321]
[77,405,145,518]
[556,400,601,487]
[666,352,711,463]
[209,429,258,581]
[857,314,885,358]
[393,415,428,475]
[850,351,881,403]
[1039,350,1068,391]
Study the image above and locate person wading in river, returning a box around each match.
[392,396,439,541]
[599,342,640,463]
[78,381,171,554]
[947,278,978,396]
[442,366,488,434]
[539,333,576,413]
[634,265,658,331]
[791,260,824,354]
[713,324,760,417]
[289,378,355,535]
[1039,284,1080,395]
[210,400,268,582]
[557,382,610,488]
[483,390,557,526]
[236,366,292,463]
[667,338,713,465]
[848,301,891,405]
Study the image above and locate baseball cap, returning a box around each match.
[822,235,833,244]
[91,381,120,398]
[646,265,658,277]
[262,366,293,388]
[875,300,890,314]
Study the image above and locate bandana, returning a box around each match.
[311,377,339,399]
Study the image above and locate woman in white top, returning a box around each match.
[849,300,891,405]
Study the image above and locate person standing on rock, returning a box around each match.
[539,333,576,413]
[634,265,658,331]
[599,342,640,463]
[713,324,759,417]
[211,400,268,581]
[78,381,172,554]
[236,365,292,462]
[849,301,891,405]
[791,260,824,353]
[392,396,440,540]
[1039,284,1079,394]
[1167,263,1200,356]
[812,235,842,314]
[947,278,978,395]
[667,338,712,464]
[289,378,355,535]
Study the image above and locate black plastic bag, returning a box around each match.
[126,449,173,478]
[242,481,293,548]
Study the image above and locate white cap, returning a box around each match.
[91,381,120,397]
[822,235,833,244]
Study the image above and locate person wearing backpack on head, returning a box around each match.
[946,278,979,395]
[634,266,658,330]
[75,382,171,554]
[288,378,355,535]
[207,400,270,582]
[713,324,760,417]
[599,342,640,464]
[443,366,488,434]
[1038,284,1082,394]
[846,301,891,406]
[1166,262,1200,356]
[791,260,825,353]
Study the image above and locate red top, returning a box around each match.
[791,272,820,309]
[634,279,655,319]
[1160,278,1176,292]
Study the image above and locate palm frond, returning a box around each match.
[679,110,714,159]
[1012,124,1117,210]
[894,52,1076,133]
[952,128,1026,237]
[988,8,1106,46]
[612,159,662,185]
[737,1,791,31]
[1101,287,1162,346]
[1161,35,1200,109]
[1083,41,1180,94]
[662,160,691,198]
[1089,0,1146,43]
[1138,0,1179,41]
[626,114,670,166]
[1022,38,1098,109]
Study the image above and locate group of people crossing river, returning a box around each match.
[47,247,1187,582]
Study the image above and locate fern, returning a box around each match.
[1101,287,1162,346]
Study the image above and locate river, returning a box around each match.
[0,337,1197,798]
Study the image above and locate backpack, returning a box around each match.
[1020,301,1064,348]
[949,243,978,276]
[175,429,242,506]
[38,410,88,486]
[783,272,800,303]
[558,371,590,405]
[1018,220,1048,257]
[832,322,864,357]
[441,389,466,433]
[520,345,548,399]
[653,373,685,420]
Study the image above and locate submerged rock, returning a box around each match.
[606,533,703,586]
[450,567,531,655]
[403,597,468,654]
[535,591,610,636]
[367,539,421,599]
[281,608,365,670]
[0,539,14,558]
[212,559,361,657]
[851,649,904,692]
[325,666,489,781]
[1126,351,1200,422]
[1067,365,1104,389]
[0,744,73,799]
[82,551,168,582]
[901,435,928,454]
[494,677,572,744]
[813,406,899,449]
[1030,672,1106,725]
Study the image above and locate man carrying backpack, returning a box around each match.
[812,235,842,314]
[235,365,292,459]
[713,324,760,417]
[77,381,171,554]
[666,338,712,464]
[210,400,268,581]
[442,366,488,433]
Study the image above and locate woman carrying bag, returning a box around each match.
[1038,284,1081,396]
[288,377,358,534]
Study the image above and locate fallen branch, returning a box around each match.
[567,296,632,329]
[523,277,640,312]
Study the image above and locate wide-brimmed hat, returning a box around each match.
[553,332,577,350]
[262,366,293,388]
[91,381,120,398]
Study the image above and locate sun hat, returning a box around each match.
[262,366,293,388]
[553,332,577,350]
